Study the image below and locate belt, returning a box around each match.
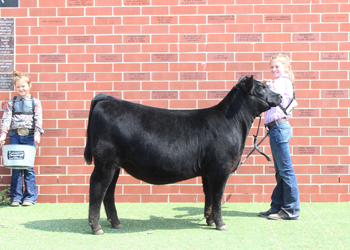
[13,128,34,136]
[266,118,287,129]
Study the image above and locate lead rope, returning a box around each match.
[229,115,271,177]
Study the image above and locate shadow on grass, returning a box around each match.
[22,205,257,235]
[172,206,257,219]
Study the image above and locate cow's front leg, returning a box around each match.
[89,164,118,235]
[103,167,123,229]
[202,176,214,226]
[208,176,229,231]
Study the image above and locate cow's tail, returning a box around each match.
[84,93,108,165]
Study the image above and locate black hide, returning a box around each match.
[85,75,282,234]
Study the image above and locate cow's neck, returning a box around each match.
[217,86,257,135]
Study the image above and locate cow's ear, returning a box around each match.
[240,75,254,94]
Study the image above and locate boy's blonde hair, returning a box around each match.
[270,54,295,84]
[13,71,31,86]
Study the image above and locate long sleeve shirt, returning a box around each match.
[265,75,293,124]
[1,95,44,138]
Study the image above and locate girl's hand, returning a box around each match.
[263,79,273,86]
[0,134,6,146]
[34,135,40,144]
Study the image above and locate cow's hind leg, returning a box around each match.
[89,161,119,235]
[208,175,229,231]
[202,176,215,226]
[103,167,123,230]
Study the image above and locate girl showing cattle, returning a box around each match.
[259,54,300,220]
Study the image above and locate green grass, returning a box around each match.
[0,203,349,250]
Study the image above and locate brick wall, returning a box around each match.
[0,0,349,203]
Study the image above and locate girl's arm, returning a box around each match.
[0,100,13,145]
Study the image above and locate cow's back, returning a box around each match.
[88,95,233,184]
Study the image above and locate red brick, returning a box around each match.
[40,36,66,44]
[255,24,281,33]
[170,6,197,15]
[124,54,150,62]
[311,194,338,202]
[152,35,178,43]
[115,44,141,53]
[226,5,253,14]
[170,25,196,33]
[254,5,281,13]
[225,194,253,203]
[283,24,309,32]
[321,185,348,194]
[142,6,168,15]
[227,24,253,33]
[16,27,29,35]
[58,7,84,16]
[125,185,151,194]
[39,0,65,7]
[142,25,168,34]
[114,63,140,72]
[86,45,113,53]
[59,26,85,35]
[236,15,263,23]
[142,63,168,72]
[16,36,39,45]
[169,195,197,202]
[41,186,66,194]
[179,53,206,62]
[312,23,339,32]
[198,63,225,72]
[198,24,225,34]
[30,8,56,16]
[67,17,94,26]
[59,176,85,184]
[37,195,57,203]
[169,100,196,109]
[170,44,196,52]
[293,14,320,23]
[114,7,140,15]
[141,195,168,203]
[59,45,85,54]
[58,195,85,203]
[114,25,140,34]
[95,0,122,6]
[207,34,234,43]
[321,33,348,41]
[124,16,149,25]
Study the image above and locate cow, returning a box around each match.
[84,75,282,235]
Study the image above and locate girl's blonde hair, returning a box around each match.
[13,71,31,86]
[270,54,295,84]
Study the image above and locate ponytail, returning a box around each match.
[13,71,31,86]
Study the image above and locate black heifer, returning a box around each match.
[84,76,282,235]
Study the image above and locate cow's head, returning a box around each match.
[237,75,282,116]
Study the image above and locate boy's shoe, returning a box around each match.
[258,208,276,218]
[22,201,34,206]
[268,210,299,220]
[10,201,20,207]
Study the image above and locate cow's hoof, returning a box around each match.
[206,219,215,227]
[216,225,228,231]
[113,224,123,229]
[93,229,104,235]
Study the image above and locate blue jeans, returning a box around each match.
[9,132,38,204]
[268,121,300,218]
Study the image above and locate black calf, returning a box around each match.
[84,76,282,234]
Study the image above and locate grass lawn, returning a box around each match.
[0,202,349,250]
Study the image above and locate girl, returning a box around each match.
[258,54,300,220]
[0,71,44,206]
